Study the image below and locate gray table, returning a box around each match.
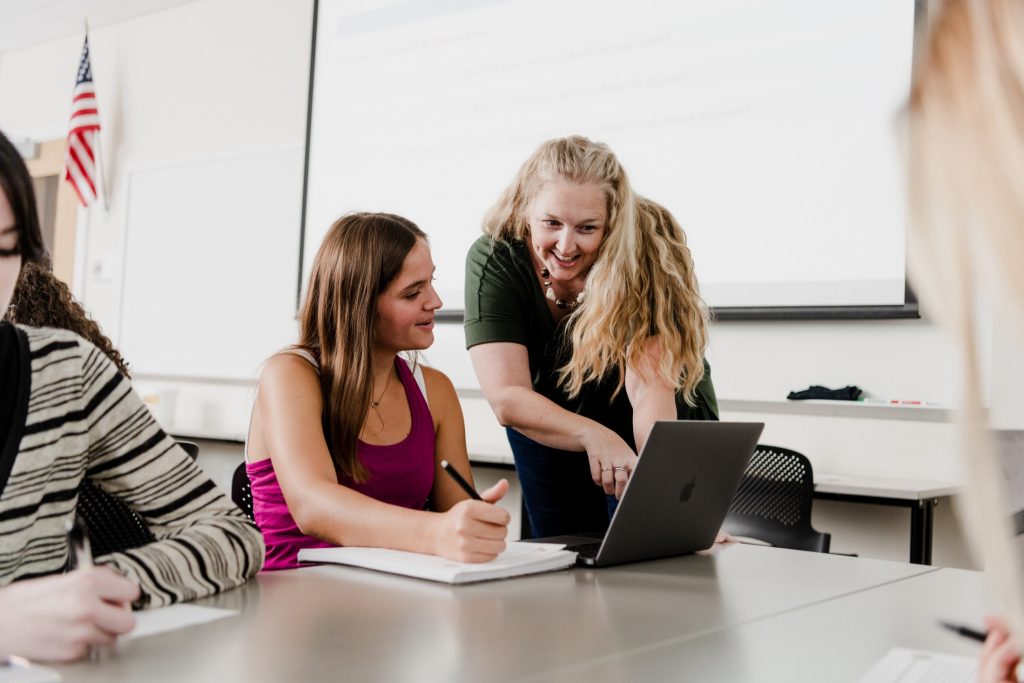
[537,566,992,682]
[54,544,939,682]
[814,474,960,566]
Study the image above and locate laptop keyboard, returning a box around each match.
[565,541,602,560]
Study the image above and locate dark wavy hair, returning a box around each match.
[5,262,130,378]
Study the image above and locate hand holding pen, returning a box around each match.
[941,616,1022,683]
[433,460,511,563]
[972,615,1022,683]
[67,516,140,660]
[0,517,139,663]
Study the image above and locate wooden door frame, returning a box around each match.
[23,140,80,284]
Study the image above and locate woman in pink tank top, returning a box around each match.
[246,213,510,570]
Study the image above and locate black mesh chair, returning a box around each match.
[724,444,831,553]
[76,440,200,557]
[76,480,156,557]
[232,461,254,522]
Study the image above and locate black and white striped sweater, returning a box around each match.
[0,325,263,607]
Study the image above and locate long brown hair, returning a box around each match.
[298,212,425,482]
[5,261,130,377]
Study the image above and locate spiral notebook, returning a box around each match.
[297,541,576,584]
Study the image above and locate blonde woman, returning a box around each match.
[465,136,717,538]
[909,0,1024,680]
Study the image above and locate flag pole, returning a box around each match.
[94,133,109,213]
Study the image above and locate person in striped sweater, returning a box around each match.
[0,129,264,662]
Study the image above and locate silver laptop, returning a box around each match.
[536,420,764,567]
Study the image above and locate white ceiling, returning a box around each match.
[0,0,201,54]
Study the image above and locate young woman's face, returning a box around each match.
[375,238,442,353]
[526,180,607,283]
[0,187,22,313]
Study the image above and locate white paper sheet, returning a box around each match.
[0,658,60,683]
[124,604,238,641]
[858,647,977,683]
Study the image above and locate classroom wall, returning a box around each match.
[0,0,314,339]
[4,0,1019,569]
[0,0,974,408]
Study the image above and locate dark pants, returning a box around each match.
[507,428,618,538]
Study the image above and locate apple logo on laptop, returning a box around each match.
[679,476,697,502]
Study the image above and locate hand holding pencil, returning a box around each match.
[0,519,139,663]
[977,615,1021,683]
[432,460,510,563]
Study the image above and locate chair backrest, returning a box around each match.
[232,461,254,522]
[724,444,831,553]
[74,440,201,557]
[76,480,155,557]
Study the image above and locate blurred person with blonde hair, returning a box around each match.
[465,136,718,538]
[909,0,1024,680]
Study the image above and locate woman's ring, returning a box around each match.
[613,465,628,473]
[601,466,613,472]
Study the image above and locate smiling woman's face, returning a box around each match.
[526,180,607,284]
[374,238,442,354]
[0,187,22,313]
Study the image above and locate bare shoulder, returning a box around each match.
[419,365,463,432]
[420,364,457,400]
[260,352,321,393]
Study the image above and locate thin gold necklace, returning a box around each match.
[369,366,393,428]
[371,369,393,409]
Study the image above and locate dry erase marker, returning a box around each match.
[939,620,988,643]
[441,460,482,501]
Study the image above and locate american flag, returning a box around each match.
[64,35,102,207]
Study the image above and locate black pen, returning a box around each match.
[441,460,482,501]
[67,515,110,660]
[939,620,988,643]
[66,515,93,570]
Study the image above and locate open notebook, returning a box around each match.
[297,542,577,584]
[858,647,977,682]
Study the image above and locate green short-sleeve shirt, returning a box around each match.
[464,235,718,451]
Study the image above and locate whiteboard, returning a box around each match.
[302,0,914,311]
[119,148,304,380]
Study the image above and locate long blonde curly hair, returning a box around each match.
[483,136,709,404]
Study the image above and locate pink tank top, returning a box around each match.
[247,356,436,570]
